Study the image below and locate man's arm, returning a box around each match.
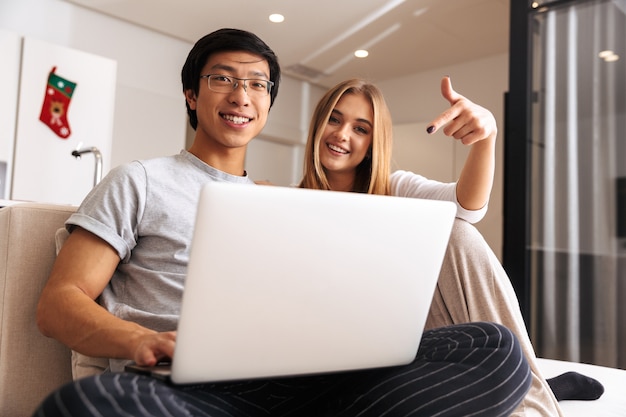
[36,227,175,366]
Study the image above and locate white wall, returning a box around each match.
[0,28,20,199]
[11,37,117,205]
[0,0,508,256]
[0,0,190,171]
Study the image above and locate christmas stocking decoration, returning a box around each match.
[39,66,77,139]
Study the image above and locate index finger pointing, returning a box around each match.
[426,77,467,134]
[426,103,461,134]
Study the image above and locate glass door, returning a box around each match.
[528,0,626,368]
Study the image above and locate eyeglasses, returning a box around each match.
[200,74,274,97]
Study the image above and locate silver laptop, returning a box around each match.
[131,181,456,385]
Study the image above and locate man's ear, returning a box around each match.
[184,89,197,110]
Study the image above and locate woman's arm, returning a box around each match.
[426,76,497,211]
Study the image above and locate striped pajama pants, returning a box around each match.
[33,322,530,417]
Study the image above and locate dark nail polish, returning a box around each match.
[427,126,435,134]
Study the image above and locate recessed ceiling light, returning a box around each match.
[269,14,284,23]
[354,49,369,58]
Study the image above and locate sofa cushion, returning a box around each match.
[0,203,76,417]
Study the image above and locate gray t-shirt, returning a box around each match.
[66,150,255,333]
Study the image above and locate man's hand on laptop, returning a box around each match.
[133,331,177,366]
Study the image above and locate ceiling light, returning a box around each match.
[299,0,403,64]
[269,14,284,23]
[325,24,399,75]
[604,54,620,62]
[354,49,369,58]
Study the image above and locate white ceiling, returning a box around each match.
[63,0,510,88]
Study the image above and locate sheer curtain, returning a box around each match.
[529,0,626,368]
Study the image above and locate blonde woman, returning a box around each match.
[299,78,580,416]
[300,77,493,220]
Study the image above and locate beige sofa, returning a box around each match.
[0,202,77,417]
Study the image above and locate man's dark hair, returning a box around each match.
[181,28,281,130]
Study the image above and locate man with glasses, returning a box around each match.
[33,28,531,417]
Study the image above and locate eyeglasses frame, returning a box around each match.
[200,74,274,96]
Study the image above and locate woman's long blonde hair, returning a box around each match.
[298,79,393,195]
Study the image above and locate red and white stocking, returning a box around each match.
[39,67,77,139]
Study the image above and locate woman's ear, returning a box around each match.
[185,89,197,110]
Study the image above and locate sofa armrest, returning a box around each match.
[0,202,77,417]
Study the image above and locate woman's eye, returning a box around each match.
[355,126,369,134]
